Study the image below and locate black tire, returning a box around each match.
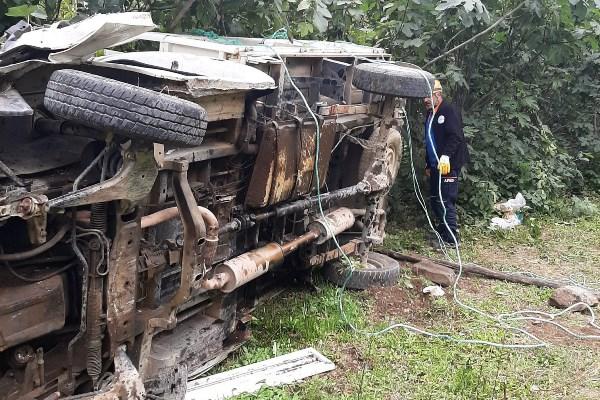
[352,63,435,98]
[323,252,400,290]
[44,69,208,146]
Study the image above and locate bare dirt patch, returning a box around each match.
[325,341,364,394]
[454,274,492,295]
[366,278,434,324]
[366,270,600,349]
[520,315,600,348]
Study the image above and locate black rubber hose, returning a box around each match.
[67,218,89,380]
[0,223,69,262]
[5,260,77,283]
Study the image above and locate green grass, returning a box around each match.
[219,205,600,400]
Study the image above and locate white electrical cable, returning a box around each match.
[265,37,600,348]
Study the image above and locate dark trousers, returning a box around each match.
[429,170,459,242]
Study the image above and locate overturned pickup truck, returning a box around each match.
[0,13,433,399]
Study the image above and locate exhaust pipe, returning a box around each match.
[200,207,355,292]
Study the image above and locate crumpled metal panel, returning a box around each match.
[138,32,390,59]
[93,52,276,91]
[245,126,277,208]
[0,13,155,66]
[268,125,297,204]
[245,118,336,208]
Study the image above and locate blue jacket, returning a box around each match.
[424,101,469,171]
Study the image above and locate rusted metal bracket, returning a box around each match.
[153,143,165,169]
[0,193,49,244]
[359,96,396,263]
[317,103,370,116]
[137,314,176,379]
[107,216,142,356]
[166,160,207,307]
[0,193,47,220]
[48,149,158,210]
[73,346,146,400]
[343,58,357,105]
[308,239,359,267]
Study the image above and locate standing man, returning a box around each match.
[424,80,469,245]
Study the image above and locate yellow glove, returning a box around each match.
[438,155,450,175]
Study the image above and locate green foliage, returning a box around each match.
[525,216,542,239]
[369,0,600,217]
[216,283,366,374]
[351,0,600,218]
[1,0,69,31]
[6,4,47,19]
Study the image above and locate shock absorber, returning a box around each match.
[86,140,112,387]
[86,202,107,386]
[90,203,107,230]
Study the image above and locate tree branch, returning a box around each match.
[443,27,466,51]
[168,0,198,31]
[398,0,410,39]
[379,249,597,293]
[424,0,527,68]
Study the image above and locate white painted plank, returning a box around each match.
[185,348,335,400]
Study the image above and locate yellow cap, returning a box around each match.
[433,80,443,93]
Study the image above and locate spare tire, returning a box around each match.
[323,252,400,290]
[352,63,435,98]
[44,69,208,146]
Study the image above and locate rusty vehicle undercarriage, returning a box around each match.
[0,13,433,399]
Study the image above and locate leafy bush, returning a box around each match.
[365,0,600,218]
[570,195,599,218]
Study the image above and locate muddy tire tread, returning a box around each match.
[324,252,400,290]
